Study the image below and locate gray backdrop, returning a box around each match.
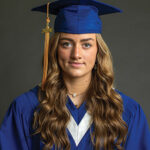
[0,0,150,126]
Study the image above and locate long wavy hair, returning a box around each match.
[32,32,128,150]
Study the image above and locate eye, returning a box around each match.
[61,42,72,48]
[82,43,92,48]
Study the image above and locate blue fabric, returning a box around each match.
[31,0,122,34]
[66,96,87,124]
[0,85,150,150]
[54,5,102,34]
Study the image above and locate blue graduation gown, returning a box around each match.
[0,85,150,150]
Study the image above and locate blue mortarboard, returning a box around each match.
[32,0,122,34]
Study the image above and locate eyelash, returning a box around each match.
[61,42,92,48]
[61,42,71,48]
[83,43,92,48]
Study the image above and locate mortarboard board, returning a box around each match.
[31,0,122,90]
[32,0,122,34]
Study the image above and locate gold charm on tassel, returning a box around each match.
[41,2,52,91]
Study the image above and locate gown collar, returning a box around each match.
[66,96,87,125]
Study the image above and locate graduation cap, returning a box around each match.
[31,0,122,90]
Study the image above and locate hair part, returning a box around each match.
[32,32,128,150]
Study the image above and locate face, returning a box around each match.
[57,33,98,79]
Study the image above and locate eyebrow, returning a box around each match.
[59,37,94,42]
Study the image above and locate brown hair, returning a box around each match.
[32,33,128,150]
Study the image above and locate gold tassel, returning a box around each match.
[41,2,52,90]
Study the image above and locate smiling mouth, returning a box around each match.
[69,62,84,67]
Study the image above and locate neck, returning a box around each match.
[63,73,92,94]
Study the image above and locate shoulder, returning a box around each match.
[0,85,40,132]
[115,89,141,125]
[11,85,40,116]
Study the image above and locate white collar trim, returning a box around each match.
[67,112,93,146]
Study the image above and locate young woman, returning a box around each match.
[0,0,150,150]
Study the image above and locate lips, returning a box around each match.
[69,62,84,67]
[69,62,83,64]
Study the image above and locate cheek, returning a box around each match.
[84,50,97,66]
[58,49,70,62]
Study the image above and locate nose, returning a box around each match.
[71,44,82,59]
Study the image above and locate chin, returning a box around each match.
[67,72,84,78]
[64,70,91,78]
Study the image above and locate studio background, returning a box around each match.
[0,0,150,126]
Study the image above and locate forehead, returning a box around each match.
[59,33,96,40]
